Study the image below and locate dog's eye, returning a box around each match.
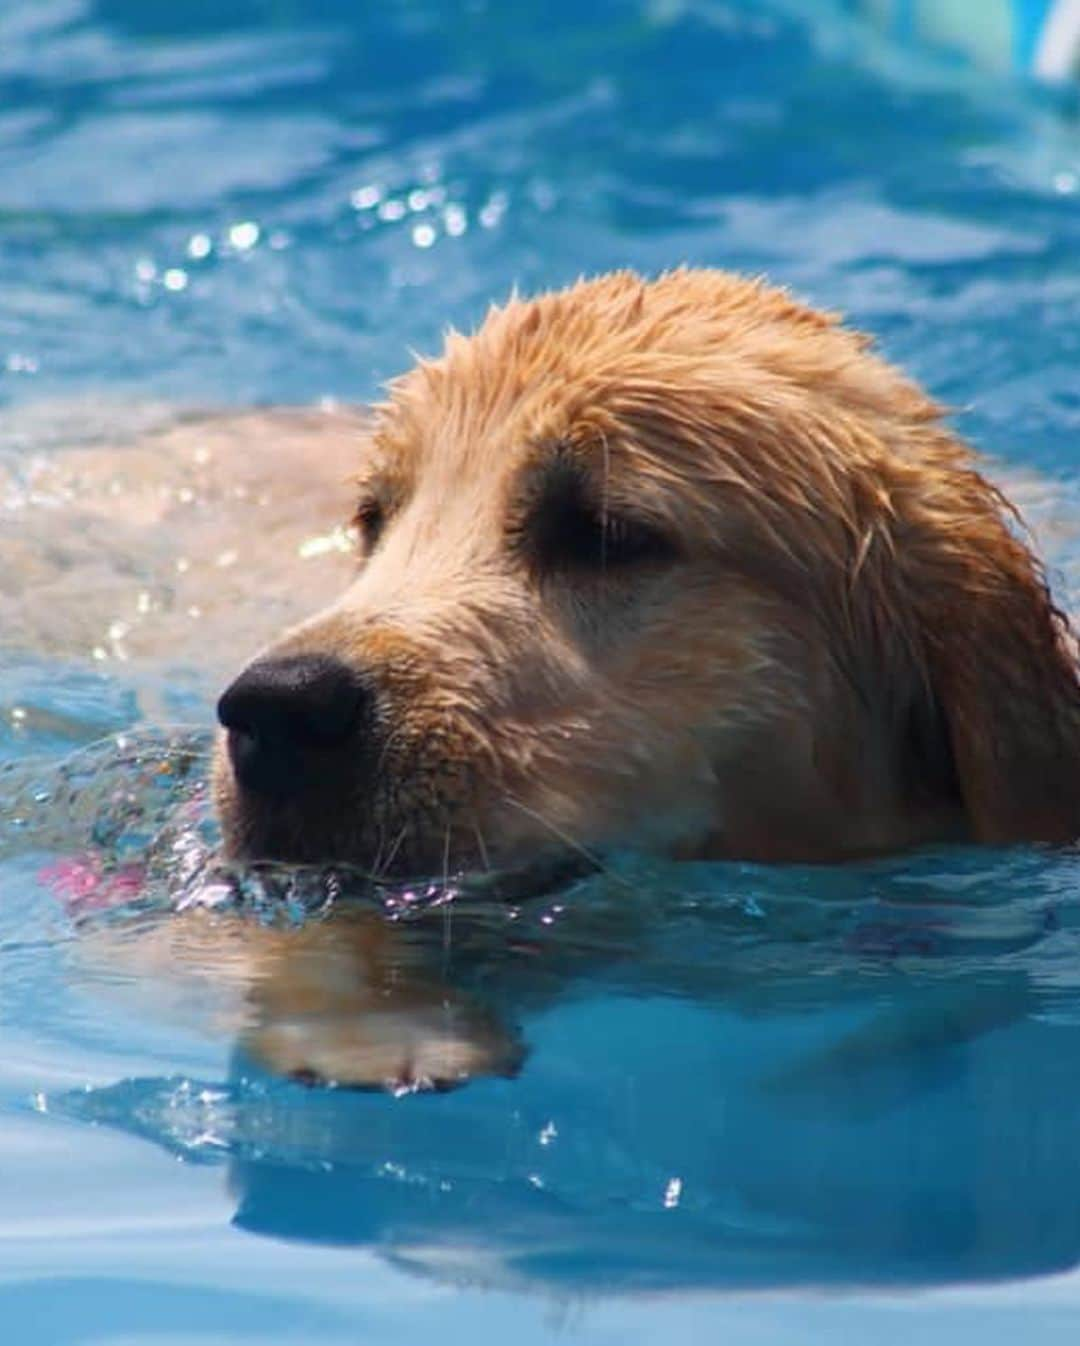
[353,499,386,551]
[594,512,674,567]
[533,496,675,573]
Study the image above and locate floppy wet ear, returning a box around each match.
[912,487,1080,845]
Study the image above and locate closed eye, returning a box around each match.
[520,464,677,575]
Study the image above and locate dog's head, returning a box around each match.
[213,270,1080,874]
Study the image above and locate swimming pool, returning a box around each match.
[3,2,1080,1342]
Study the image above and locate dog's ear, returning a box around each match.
[898,468,1080,845]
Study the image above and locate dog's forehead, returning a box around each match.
[379,330,622,473]
[375,278,700,476]
[368,269,898,510]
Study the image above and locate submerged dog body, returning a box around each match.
[214,269,1080,872]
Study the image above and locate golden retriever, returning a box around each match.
[10,267,1080,1092]
[211,268,1080,875]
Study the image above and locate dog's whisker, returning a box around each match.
[373,733,395,784]
[472,822,493,876]
[502,795,631,891]
[441,824,453,969]
[599,425,612,574]
[367,820,388,882]
[373,825,409,883]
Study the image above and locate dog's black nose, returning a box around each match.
[217,654,371,799]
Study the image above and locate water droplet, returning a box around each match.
[228,221,260,250]
[350,184,382,210]
[479,191,508,229]
[5,353,38,374]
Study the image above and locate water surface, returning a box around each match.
[3,2,1080,1342]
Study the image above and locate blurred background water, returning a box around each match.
[3,2,1080,1343]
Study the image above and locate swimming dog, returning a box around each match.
[213,269,1080,874]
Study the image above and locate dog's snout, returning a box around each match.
[217,654,371,798]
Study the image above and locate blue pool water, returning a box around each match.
[3,2,1080,1342]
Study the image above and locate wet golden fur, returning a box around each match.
[213,268,1080,871]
